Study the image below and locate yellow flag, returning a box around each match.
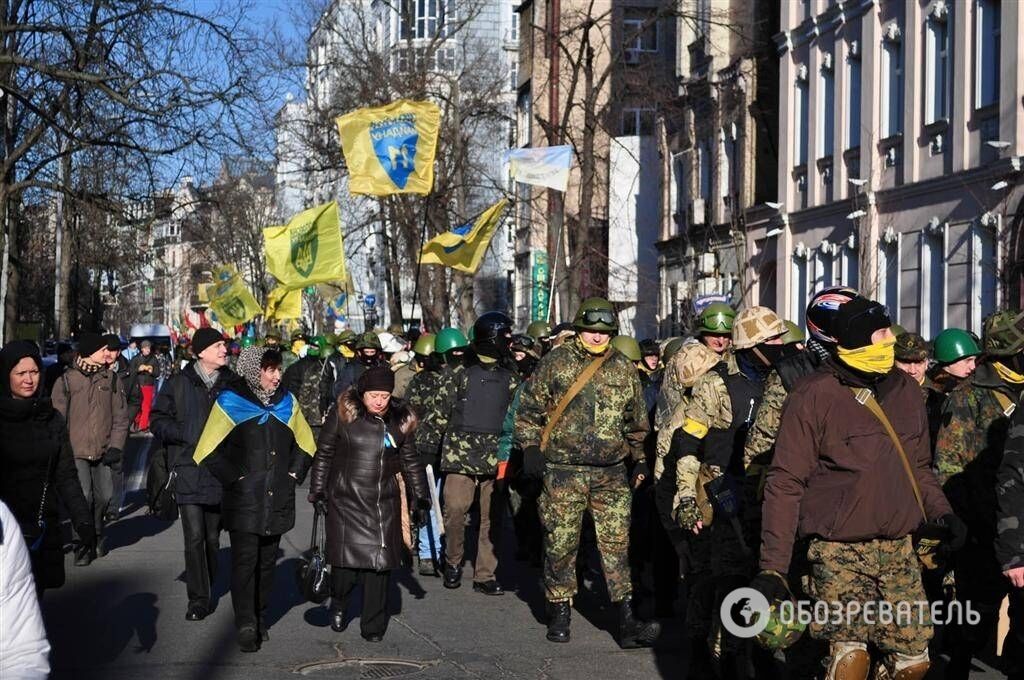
[264,202,347,288]
[208,264,262,326]
[265,285,303,321]
[335,100,441,196]
[419,199,508,274]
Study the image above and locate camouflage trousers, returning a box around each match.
[539,463,632,602]
[805,536,931,655]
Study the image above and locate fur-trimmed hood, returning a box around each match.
[335,387,417,435]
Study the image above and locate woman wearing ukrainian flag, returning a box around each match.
[193,345,316,653]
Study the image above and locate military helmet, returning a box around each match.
[290,329,305,341]
[933,328,981,365]
[526,320,553,340]
[355,331,382,351]
[732,306,786,350]
[610,335,642,361]
[697,302,735,334]
[413,333,436,356]
[511,333,539,358]
[435,327,469,354]
[573,297,618,332]
[983,310,1024,357]
[670,341,720,388]
[781,320,805,345]
[894,332,929,362]
[890,323,907,337]
[473,311,514,345]
[805,286,859,345]
[336,329,357,346]
[661,337,686,364]
[265,331,281,342]
[755,600,807,651]
[639,338,660,359]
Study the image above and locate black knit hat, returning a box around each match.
[101,333,121,350]
[192,328,225,358]
[834,298,891,350]
[357,365,395,394]
[0,340,42,398]
[76,332,105,359]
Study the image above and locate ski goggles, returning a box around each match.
[579,309,616,326]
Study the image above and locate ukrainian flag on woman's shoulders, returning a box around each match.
[193,390,317,464]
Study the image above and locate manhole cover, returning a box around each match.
[296,658,434,678]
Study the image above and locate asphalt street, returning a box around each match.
[37,435,1006,680]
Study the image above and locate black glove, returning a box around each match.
[77,523,96,547]
[103,447,122,465]
[630,461,651,488]
[521,445,546,480]
[939,513,968,552]
[413,499,431,528]
[307,490,325,504]
[417,446,438,471]
[750,570,790,603]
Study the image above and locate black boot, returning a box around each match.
[330,606,347,632]
[443,564,462,589]
[74,544,95,567]
[617,598,660,649]
[237,626,260,653]
[546,601,571,643]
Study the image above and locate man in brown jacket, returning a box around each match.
[52,332,129,566]
[754,297,964,680]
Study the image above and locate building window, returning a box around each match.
[972,220,998,333]
[846,50,861,148]
[899,231,921,332]
[925,9,950,123]
[840,239,858,289]
[509,60,518,91]
[671,153,689,236]
[976,0,1000,109]
[819,56,835,159]
[395,46,455,72]
[400,0,448,40]
[921,229,946,339]
[719,126,735,200]
[696,0,710,40]
[516,88,532,146]
[791,250,809,327]
[698,138,712,202]
[623,8,658,61]
[510,2,519,42]
[621,107,654,136]
[881,27,903,138]
[795,71,809,165]
[812,244,834,292]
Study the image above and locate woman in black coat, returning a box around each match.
[309,366,429,641]
[0,340,93,593]
[194,347,315,652]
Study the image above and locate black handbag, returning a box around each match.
[146,440,178,521]
[297,504,330,604]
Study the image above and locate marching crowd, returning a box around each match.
[3,288,1024,680]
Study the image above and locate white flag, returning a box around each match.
[506,145,573,192]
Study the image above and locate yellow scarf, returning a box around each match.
[837,338,896,374]
[578,337,610,355]
[478,354,498,364]
[339,345,355,359]
[993,361,1024,384]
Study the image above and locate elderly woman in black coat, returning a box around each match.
[308,366,430,642]
[0,340,93,594]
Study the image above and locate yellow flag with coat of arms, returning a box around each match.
[335,100,441,196]
[419,199,509,274]
[264,202,347,288]
[207,264,262,327]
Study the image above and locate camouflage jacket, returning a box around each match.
[406,367,444,451]
[671,365,734,502]
[515,338,648,466]
[430,360,519,475]
[995,399,1024,570]
[281,356,332,427]
[934,362,1023,536]
[743,351,819,470]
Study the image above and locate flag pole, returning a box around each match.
[409,200,429,330]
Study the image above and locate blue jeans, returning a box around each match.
[418,476,442,559]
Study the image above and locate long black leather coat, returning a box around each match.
[310,391,428,571]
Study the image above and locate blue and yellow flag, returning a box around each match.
[193,390,316,464]
[335,100,441,196]
[264,202,347,288]
[419,199,509,274]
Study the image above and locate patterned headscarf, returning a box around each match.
[235,346,274,405]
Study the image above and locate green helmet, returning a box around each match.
[355,331,382,351]
[413,333,436,356]
[610,335,642,361]
[526,320,553,340]
[435,327,469,354]
[934,328,981,364]
[755,600,807,651]
[573,297,618,332]
[781,320,805,345]
[241,336,256,348]
[336,329,356,346]
[698,303,735,334]
[984,311,1024,357]
[290,329,305,341]
[890,323,907,337]
[662,337,686,364]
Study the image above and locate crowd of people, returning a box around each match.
[4,288,1024,680]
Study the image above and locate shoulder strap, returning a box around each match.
[540,350,614,451]
[992,389,1017,418]
[850,387,926,522]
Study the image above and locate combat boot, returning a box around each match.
[443,564,462,589]
[546,601,571,643]
[825,641,870,680]
[617,598,661,649]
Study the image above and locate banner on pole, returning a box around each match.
[506,146,573,192]
[530,249,550,322]
[419,198,508,274]
[208,264,262,327]
[264,202,347,289]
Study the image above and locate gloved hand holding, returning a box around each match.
[938,513,968,553]
[413,498,431,528]
[103,447,122,465]
[674,497,703,533]
[521,445,546,480]
[77,523,96,547]
[307,490,325,505]
[630,461,651,489]
[750,570,790,603]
